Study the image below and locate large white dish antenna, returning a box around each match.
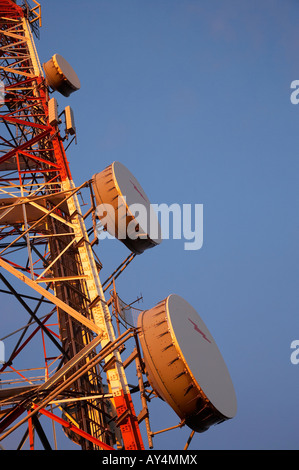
[138,294,237,432]
[43,54,81,97]
[92,161,162,254]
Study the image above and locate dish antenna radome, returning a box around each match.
[43,54,81,97]
[92,161,162,255]
[138,294,237,432]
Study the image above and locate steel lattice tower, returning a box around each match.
[0,0,145,450]
[0,0,237,452]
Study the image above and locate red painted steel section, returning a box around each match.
[0,0,23,18]
[0,3,145,451]
[0,129,52,165]
[28,413,34,450]
[36,406,115,451]
[114,392,144,450]
[0,313,54,373]
[0,404,26,434]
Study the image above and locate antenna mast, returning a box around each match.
[0,0,237,452]
[0,0,143,450]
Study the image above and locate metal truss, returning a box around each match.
[0,1,151,451]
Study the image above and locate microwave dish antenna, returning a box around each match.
[0,1,236,451]
[92,161,162,254]
[138,294,237,433]
[43,53,81,97]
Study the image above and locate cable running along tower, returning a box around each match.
[0,0,237,451]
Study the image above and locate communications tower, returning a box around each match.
[0,0,237,451]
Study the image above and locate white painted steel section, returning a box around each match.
[62,179,130,396]
[22,17,43,77]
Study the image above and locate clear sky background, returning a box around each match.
[2,0,299,450]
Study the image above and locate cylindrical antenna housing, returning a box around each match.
[92,161,162,254]
[43,54,81,97]
[138,294,237,432]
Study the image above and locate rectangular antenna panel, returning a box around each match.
[65,105,76,135]
[48,97,59,126]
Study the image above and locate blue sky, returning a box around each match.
[2,0,299,450]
